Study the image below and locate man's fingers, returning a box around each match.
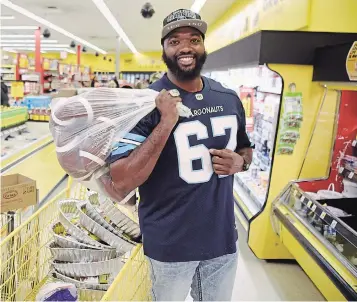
[213,164,227,171]
[210,149,231,158]
[212,156,226,164]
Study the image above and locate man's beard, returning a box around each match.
[162,50,207,81]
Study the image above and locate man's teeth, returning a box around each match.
[178,57,194,64]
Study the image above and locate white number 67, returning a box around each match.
[173,115,238,184]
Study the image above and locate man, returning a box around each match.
[108,9,253,301]
[1,76,10,107]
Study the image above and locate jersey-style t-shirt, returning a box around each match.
[107,74,252,262]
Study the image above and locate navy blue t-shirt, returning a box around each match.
[108,74,251,262]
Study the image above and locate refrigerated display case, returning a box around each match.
[204,66,281,218]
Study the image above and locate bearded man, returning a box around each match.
[108,9,253,301]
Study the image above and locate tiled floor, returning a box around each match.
[231,222,325,301]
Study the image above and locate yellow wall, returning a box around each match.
[26,51,167,73]
[205,0,357,53]
[308,0,357,33]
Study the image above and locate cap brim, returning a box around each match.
[162,19,207,39]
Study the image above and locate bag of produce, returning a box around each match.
[50,88,192,203]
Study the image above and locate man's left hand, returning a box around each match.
[209,149,244,176]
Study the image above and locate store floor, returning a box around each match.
[231,222,325,301]
[185,221,325,301]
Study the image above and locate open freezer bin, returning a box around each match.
[272,183,357,300]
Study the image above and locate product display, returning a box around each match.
[44,196,141,298]
[275,184,357,272]
[207,66,281,216]
[50,87,192,203]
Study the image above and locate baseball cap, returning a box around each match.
[161,9,208,42]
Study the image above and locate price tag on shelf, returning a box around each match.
[320,212,326,219]
[307,200,313,208]
[348,172,354,179]
[311,204,317,212]
[331,220,338,229]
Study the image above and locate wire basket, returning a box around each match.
[0,180,151,301]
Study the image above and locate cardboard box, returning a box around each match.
[1,174,37,213]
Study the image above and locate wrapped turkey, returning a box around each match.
[50,88,191,202]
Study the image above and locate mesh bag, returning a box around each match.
[50,88,191,202]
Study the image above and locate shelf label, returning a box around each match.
[331,220,338,229]
[320,212,326,219]
[348,172,354,179]
[307,200,312,208]
[311,204,317,212]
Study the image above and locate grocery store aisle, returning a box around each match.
[231,222,325,301]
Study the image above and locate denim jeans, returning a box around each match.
[147,252,238,301]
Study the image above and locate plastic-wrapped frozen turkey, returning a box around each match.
[50,88,192,202]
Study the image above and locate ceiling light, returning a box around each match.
[0,15,15,19]
[1,26,38,30]
[1,34,34,38]
[2,46,73,54]
[0,44,72,47]
[0,0,107,54]
[190,0,207,13]
[3,47,46,53]
[2,48,18,53]
[91,0,138,54]
[1,39,58,43]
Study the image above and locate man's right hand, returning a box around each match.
[155,89,182,125]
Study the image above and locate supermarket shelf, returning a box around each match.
[339,167,357,183]
[235,174,265,207]
[1,134,53,173]
[0,124,27,138]
[274,204,357,301]
[293,188,357,249]
[233,177,260,219]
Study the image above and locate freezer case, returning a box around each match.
[272,182,357,300]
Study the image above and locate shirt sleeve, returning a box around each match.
[236,98,254,151]
[106,111,157,164]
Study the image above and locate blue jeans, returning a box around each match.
[147,252,238,301]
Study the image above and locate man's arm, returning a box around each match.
[109,89,181,197]
[110,120,176,196]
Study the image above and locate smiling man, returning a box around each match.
[108,9,253,301]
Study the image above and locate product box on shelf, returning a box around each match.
[1,174,37,213]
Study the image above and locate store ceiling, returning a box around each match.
[1,0,236,54]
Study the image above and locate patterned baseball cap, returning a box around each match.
[161,9,208,41]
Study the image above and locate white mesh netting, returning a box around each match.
[50,88,192,203]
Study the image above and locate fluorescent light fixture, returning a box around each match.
[1,34,44,38]
[2,48,17,53]
[2,46,74,54]
[1,44,71,47]
[1,25,38,30]
[191,0,207,13]
[91,0,138,54]
[0,0,107,54]
[1,39,58,43]
[0,15,15,20]
[3,47,46,53]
